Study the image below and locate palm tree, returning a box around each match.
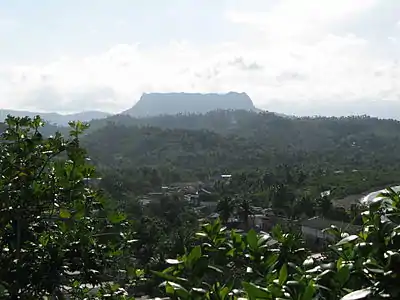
[270,183,296,216]
[293,192,316,218]
[238,198,254,230]
[317,195,333,218]
[216,197,235,224]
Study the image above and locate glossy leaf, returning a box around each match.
[341,288,372,300]
[59,208,71,219]
[242,282,270,299]
[247,229,258,250]
[336,235,359,246]
[279,264,288,285]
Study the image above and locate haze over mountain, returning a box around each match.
[0,109,110,126]
[0,92,260,126]
[123,92,257,117]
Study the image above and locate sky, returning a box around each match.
[1,0,400,117]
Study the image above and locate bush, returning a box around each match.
[0,116,136,299]
[156,189,400,299]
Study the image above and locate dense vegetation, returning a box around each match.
[1,114,400,299]
[156,195,400,299]
[0,117,136,298]
[85,110,400,199]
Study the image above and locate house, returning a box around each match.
[301,217,361,249]
[236,212,293,232]
[209,174,232,183]
[247,214,270,231]
[137,195,158,206]
[184,193,199,205]
[251,209,293,232]
[83,177,102,187]
[208,212,220,219]
[199,201,218,210]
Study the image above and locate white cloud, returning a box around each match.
[1,0,400,117]
[225,0,378,42]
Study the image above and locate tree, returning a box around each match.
[155,187,400,299]
[237,197,254,230]
[293,192,316,218]
[270,183,296,214]
[216,197,235,224]
[0,116,136,299]
[317,195,333,218]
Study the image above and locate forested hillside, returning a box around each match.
[1,115,400,299]
[83,110,400,198]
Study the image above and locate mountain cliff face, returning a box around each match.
[0,110,110,126]
[124,92,257,117]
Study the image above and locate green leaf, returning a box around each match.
[323,225,341,239]
[166,259,183,265]
[227,248,235,257]
[341,288,372,300]
[242,282,270,299]
[187,245,202,264]
[219,286,230,300]
[279,264,288,285]
[265,253,279,268]
[337,257,343,270]
[165,282,190,298]
[257,234,272,247]
[208,265,224,274]
[364,262,384,274]
[151,271,187,284]
[336,235,359,246]
[303,257,314,268]
[301,281,315,300]
[108,212,127,224]
[165,283,175,295]
[0,283,8,296]
[39,234,50,247]
[192,287,207,295]
[195,232,207,238]
[59,209,71,219]
[247,229,258,250]
[335,264,350,286]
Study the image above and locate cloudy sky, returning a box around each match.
[1,0,400,117]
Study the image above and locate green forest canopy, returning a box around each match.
[0,115,399,299]
[81,110,400,198]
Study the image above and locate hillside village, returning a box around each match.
[131,174,364,251]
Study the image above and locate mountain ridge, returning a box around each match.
[0,92,258,124]
[0,109,111,126]
[124,92,257,117]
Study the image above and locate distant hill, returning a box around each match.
[82,112,400,193]
[88,109,261,133]
[84,110,400,170]
[123,92,257,117]
[0,109,110,126]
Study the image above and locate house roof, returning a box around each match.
[301,217,361,233]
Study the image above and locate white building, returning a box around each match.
[301,217,361,249]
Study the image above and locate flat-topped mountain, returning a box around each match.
[0,109,110,126]
[123,92,257,117]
